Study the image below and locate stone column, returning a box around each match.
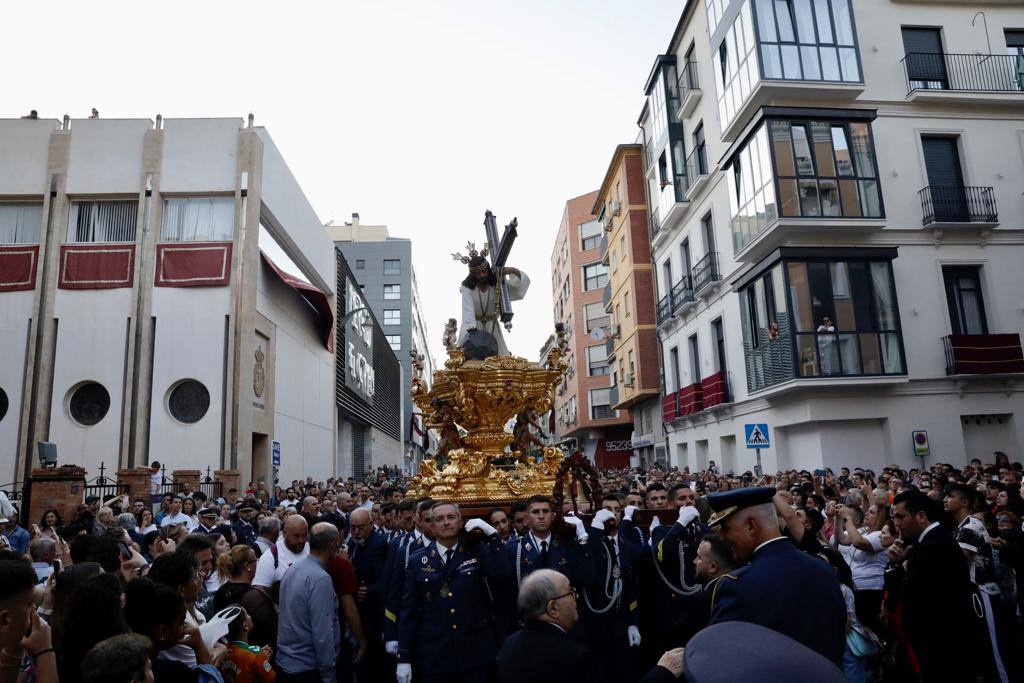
[214,469,241,501]
[117,468,154,504]
[27,466,86,530]
[172,469,201,498]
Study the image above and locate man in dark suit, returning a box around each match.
[347,507,390,681]
[498,568,684,683]
[888,489,976,682]
[706,486,846,666]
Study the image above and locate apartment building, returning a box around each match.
[327,215,434,467]
[550,191,633,466]
[595,144,667,468]
[642,0,1024,474]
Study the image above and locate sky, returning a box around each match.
[2,0,682,364]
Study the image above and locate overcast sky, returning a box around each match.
[3,0,681,364]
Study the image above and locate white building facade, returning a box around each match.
[0,116,339,487]
[643,0,1024,475]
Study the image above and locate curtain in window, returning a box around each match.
[161,197,234,242]
[68,201,138,243]
[0,204,42,244]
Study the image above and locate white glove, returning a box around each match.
[650,515,661,530]
[385,640,399,656]
[464,518,497,536]
[397,663,412,683]
[627,625,642,647]
[623,505,639,521]
[591,509,616,530]
[563,515,587,540]
[677,506,700,527]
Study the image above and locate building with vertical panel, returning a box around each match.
[594,144,666,468]
[640,0,1024,474]
[549,191,634,467]
[0,116,341,488]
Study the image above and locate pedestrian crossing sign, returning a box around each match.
[744,423,770,449]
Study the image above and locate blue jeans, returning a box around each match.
[843,644,868,683]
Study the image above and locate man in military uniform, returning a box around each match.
[670,534,736,644]
[383,498,434,656]
[581,493,643,682]
[231,500,258,548]
[396,502,510,683]
[706,486,846,665]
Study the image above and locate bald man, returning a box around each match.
[253,514,310,592]
[347,507,390,681]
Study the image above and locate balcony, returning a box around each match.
[602,281,612,312]
[600,233,609,266]
[919,186,998,228]
[670,276,694,314]
[943,334,1024,376]
[677,382,704,416]
[675,60,702,120]
[700,371,731,409]
[609,384,619,408]
[690,251,720,297]
[661,392,678,422]
[684,145,711,200]
[605,336,616,360]
[650,206,662,242]
[902,53,1024,104]
[656,293,672,326]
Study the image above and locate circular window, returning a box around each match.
[0,388,8,422]
[167,380,210,425]
[68,382,110,426]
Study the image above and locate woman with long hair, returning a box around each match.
[124,578,213,682]
[38,509,63,539]
[55,572,129,683]
[213,545,276,649]
[181,498,198,528]
[836,502,891,633]
[136,507,157,536]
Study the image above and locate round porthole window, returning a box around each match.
[68,382,110,426]
[0,387,8,423]
[167,380,210,425]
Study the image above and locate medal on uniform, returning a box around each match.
[612,566,621,579]
[440,584,451,598]
[421,556,428,564]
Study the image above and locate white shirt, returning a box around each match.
[753,536,788,555]
[150,470,162,495]
[849,529,887,591]
[436,542,457,566]
[253,537,309,588]
[160,512,193,530]
[280,499,298,509]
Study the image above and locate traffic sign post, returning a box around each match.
[911,430,930,458]
[744,423,771,476]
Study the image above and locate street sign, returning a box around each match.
[744,423,770,449]
[272,440,281,467]
[912,430,930,457]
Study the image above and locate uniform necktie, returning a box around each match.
[538,540,549,566]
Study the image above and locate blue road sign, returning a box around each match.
[744,423,770,449]
[272,440,281,467]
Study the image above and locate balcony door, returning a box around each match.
[943,266,988,335]
[902,27,946,89]
[1007,30,1024,90]
[922,136,967,221]
[688,334,701,384]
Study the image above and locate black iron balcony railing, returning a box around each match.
[656,293,672,325]
[651,206,662,240]
[685,144,709,182]
[902,53,1024,95]
[671,276,694,312]
[918,186,998,225]
[602,282,612,309]
[678,60,700,101]
[691,251,721,293]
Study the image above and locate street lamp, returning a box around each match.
[340,306,375,332]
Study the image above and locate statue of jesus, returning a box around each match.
[457,251,529,356]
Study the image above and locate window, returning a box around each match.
[755,0,860,82]
[624,291,632,317]
[1008,29,1024,58]
[383,309,401,326]
[161,197,234,241]
[356,259,365,269]
[582,263,608,291]
[584,302,610,332]
[589,387,615,419]
[628,349,635,377]
[68,382,110,426]
[693,123,708,176]
[714,3,758,132]
[0,203,42,244]
[689,334,702,383]
[712,318,728,373]
[701,213,716,255]
[587,345,609,376]
[580,219,602,251]
[901,27,946,89]
[662,261,674,293]
[386,335,402,351]
[943,266,987,335]
[67,200,138,243]
[669,347,681,392]
[384,284,401,300]
[167,379,210,424]
[383,259,401,275]
[619,236,626,264]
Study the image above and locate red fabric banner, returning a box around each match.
[155,242,233,287]
[0,246,39,292]
[678,382,704,416]
[58,244,134,289]
[701,371,728,408]
[947,334,1024,374]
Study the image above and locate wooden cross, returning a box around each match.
[483,210,518,330]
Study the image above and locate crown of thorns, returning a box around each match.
[451,241,489,264]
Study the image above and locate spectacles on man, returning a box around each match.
[549,587,578,605]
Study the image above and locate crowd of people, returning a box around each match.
[1,454,1023,683]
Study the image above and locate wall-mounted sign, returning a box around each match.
[345,278,376,404]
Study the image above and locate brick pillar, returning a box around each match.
[117,468,154,503]
[214,469,241,501]
[173,469,201,498]
[27,466,86,530]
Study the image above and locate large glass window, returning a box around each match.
[589,387,615,419]
[0,203,43,244]
[754,0,861,82]
[161,197,234,242]
[383,259,401,275]
[386,335,402,351]
[383,309,401,326]
[715,2,759,132]
[728,125,777,253]
[587,345,610,376]
[584,301,610,332]
[384,284,401,300]
[582,263,608,291]
[580,219,602,251]
[67,200,138,243]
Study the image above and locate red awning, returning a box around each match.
[260,250,335,352]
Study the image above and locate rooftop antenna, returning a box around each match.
[972,12,993,62]
[247,113,254,128]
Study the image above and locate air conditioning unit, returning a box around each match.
[611,199,622,216]
[623,373,635,387]
[603,215,614,231]
[611,324,621,339]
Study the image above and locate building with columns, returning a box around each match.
[642,0,1024,473]
[0,115,342,487]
